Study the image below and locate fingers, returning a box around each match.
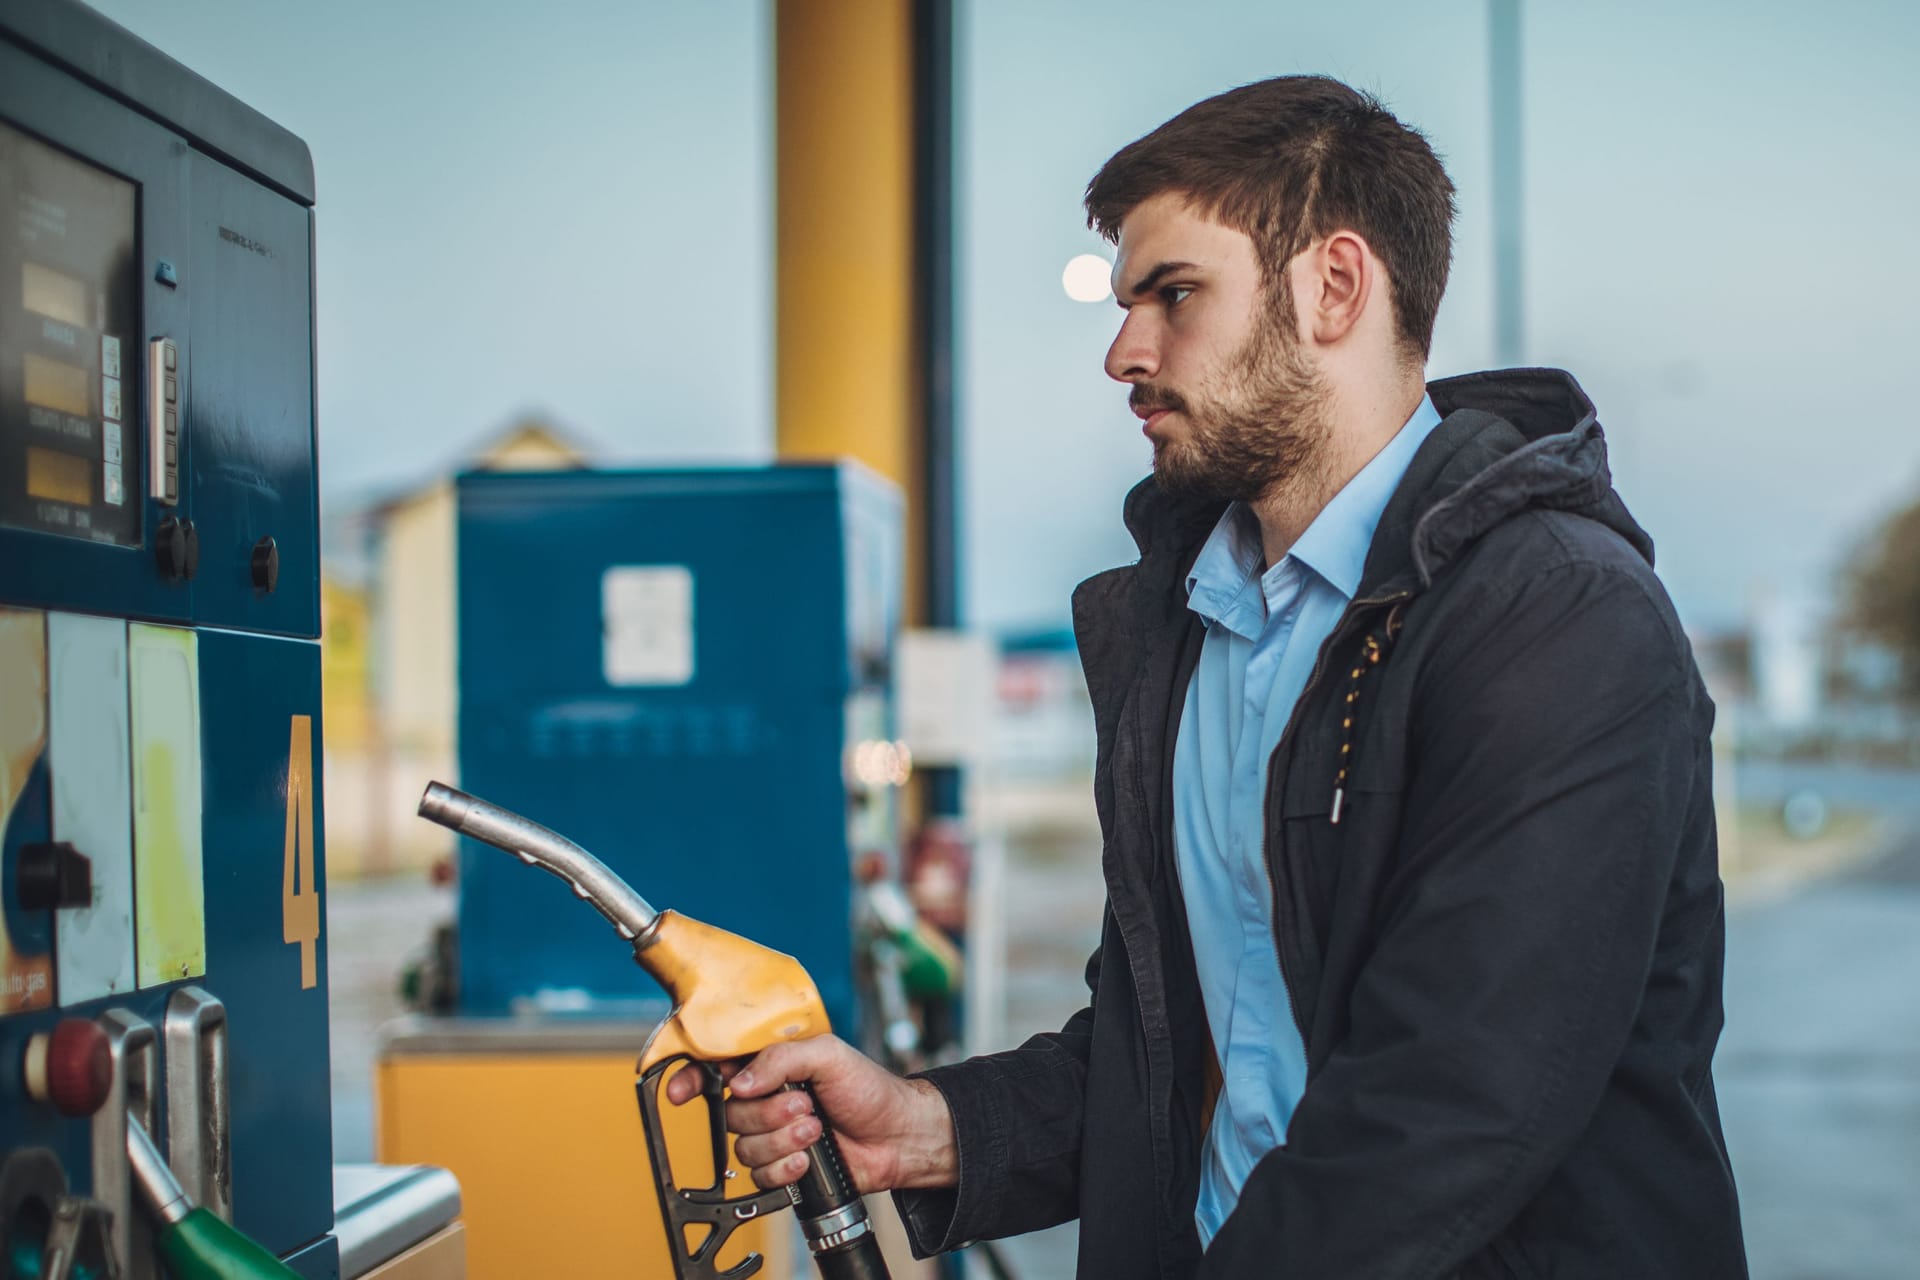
[663,1058,742,1106]
[725,1086,812,1139]
[722,1066,821,1190]
[659,1038,876,1192]
[749,1150,813,1189]
[734,1111,825,1186]
[727,1037,845,1099]
[667,1036,854,1105]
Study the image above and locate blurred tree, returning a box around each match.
[1847,496,1920,694]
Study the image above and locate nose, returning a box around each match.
[1105,310,1159,384]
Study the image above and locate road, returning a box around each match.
[1721,815,1920,1280]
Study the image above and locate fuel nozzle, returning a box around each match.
[415,782,890,1280]
[127,1117,299,1280]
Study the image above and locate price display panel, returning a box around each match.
[1,121,141,548]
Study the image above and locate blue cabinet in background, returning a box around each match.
[454,464,903,1037]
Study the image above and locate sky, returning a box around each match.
[86,0,776,485]
[85,0,1920,634]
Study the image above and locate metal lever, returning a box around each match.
[417,782,659,945]
[39,1197,121,1280]
[165,987,231,1221]
[95,1010,158,1280]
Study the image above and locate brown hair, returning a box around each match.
[1085,76,1456,359]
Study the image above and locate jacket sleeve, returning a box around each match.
[1200,560,1703,1279]
[891,931,1105,1255]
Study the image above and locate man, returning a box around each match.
[671,76,1748,1278]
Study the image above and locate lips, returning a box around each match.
[1141,409,1173,435]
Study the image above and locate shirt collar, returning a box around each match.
[1184,394,1443,628]
[1184,503,1268,639]
[1289,393,1442,599]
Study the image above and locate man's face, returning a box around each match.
[1106,192,1330,504]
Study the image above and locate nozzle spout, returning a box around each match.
[128,1115,192,1227]
[417,781,659,942]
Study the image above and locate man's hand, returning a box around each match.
[664,1035,957,1194]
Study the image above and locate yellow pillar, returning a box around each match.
[776,0,923,619]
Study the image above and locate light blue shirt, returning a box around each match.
[1174,395,1442,1245]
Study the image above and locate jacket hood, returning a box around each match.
[1121,367,1654,599]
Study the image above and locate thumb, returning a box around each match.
[729,1037,843,1099]
[663,1058,743,1106]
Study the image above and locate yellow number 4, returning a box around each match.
[283,714,319,989]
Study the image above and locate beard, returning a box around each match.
[1134,299,1334,506]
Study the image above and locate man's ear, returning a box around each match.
[1301,230,1373,346]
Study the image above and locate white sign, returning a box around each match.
[602,565,694,687]
[896,629,996,767]
[50,613,135,1001]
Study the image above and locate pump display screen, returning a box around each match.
[0,121,140,546]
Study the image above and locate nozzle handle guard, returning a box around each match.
[638,1056,792,1280]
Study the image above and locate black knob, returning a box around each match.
[153,518,200,582]
[251,535,280,594]
[156,518,185,581]
[18,842,92,911]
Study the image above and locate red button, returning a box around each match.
[30,1018,113,1117]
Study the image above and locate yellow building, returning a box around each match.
[322,576,373,753]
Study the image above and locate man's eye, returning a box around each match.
[1161,285,1194,307]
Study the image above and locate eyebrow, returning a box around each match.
[1121,260,1201,301]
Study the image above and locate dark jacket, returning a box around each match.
[896,369,1747,1278]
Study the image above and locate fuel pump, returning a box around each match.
[1,3,458,1275]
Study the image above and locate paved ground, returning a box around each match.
[327,875,453,1163]
[328,764,1920,1278]
[971,804,1105,1279]
[1721,818,1920,1280]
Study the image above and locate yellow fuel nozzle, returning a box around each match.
[630,911,831,1071]
[414,782,832,1066]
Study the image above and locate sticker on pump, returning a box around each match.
[129,623,206,985]
[0,608,56,1013]
[50,613,135,1001]
[602,565,695,686]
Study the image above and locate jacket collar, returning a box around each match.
[1114,368,1651,626]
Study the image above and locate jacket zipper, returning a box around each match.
[1261,588,1411,1040]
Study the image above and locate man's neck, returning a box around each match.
[1249,377,1427,568]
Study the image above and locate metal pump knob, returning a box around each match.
[250,536,279,593]
[154,517,199,582]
